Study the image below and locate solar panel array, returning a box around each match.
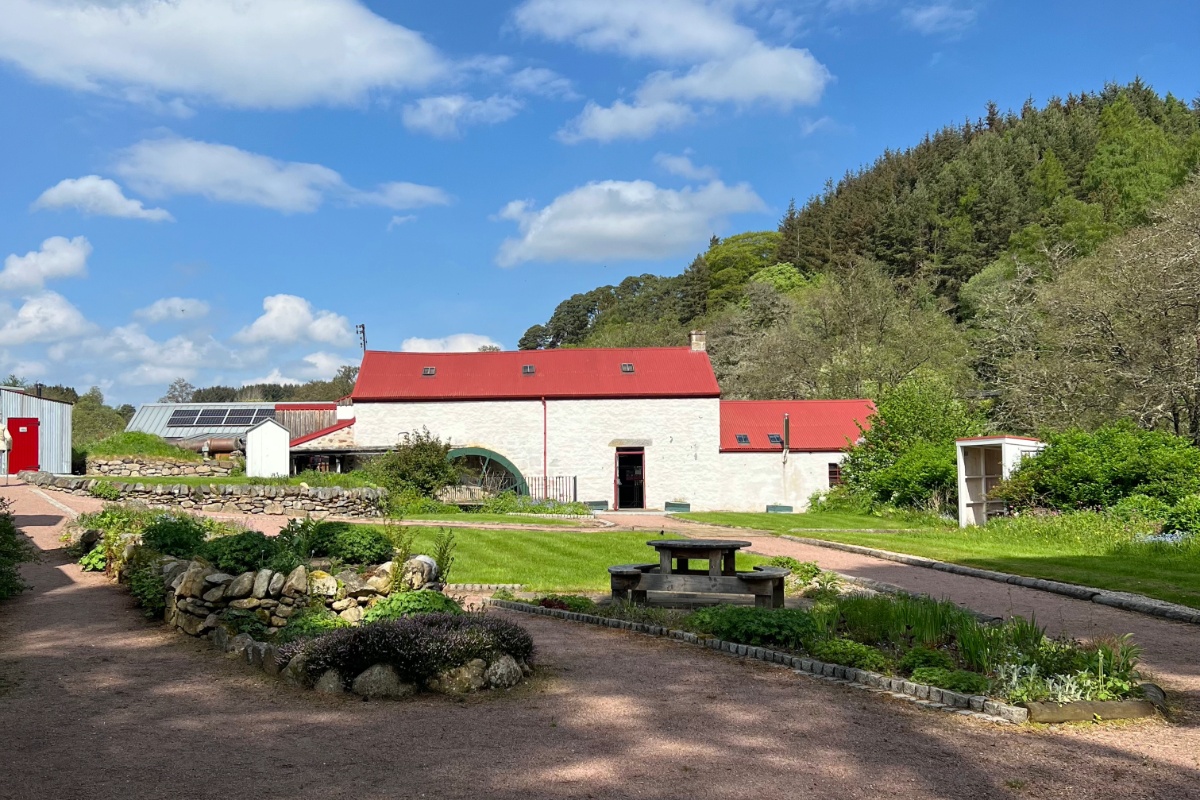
[165,407,276,428]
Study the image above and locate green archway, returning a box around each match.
[448,447,528,495]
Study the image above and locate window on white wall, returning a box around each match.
[828,463,843,486]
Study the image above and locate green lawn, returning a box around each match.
[401,513,581,527]
[677,510,919,532]
[388,527,767,592]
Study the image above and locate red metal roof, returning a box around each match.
[720,400,875,452]
[352,348,721,402]
[290,418,354,447]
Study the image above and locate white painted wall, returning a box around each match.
[715,451,842,512]
[246,419,290,478]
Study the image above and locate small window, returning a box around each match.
[828,463,843,487]
[620,363,634,373]
[735,434,750,445]
[422,367,436,377]
[522,364,535,375]
[767,433,782,446]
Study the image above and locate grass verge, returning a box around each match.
[677,510,921,531]
[400,513,581,527]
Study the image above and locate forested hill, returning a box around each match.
[517,81,1200,439]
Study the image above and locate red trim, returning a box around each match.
[353,393,720,402]
[955,435,1042,443]
[290,418,354,447]
[275,403,338,411]
[719,446,851,453]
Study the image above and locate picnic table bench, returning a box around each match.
[608,539,789,609]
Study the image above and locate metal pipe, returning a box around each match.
[541,396,547,480]
[175,436,244,453]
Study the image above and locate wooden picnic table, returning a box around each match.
[608,539,789,609]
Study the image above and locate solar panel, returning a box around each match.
[254,409,276,421]
[735,434,750,445]
[767,433,783,445]
[167,409,199,427]
[223,410,256,425]
[196,408,229,425]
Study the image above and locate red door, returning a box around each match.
[8,418,39,473]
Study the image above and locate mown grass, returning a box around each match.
[400,513,581,527]
[87,432,201,461]
[677,510,920,531]
[388,527,767,591]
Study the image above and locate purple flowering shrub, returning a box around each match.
[277,612,534,685]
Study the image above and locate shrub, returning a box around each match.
[127,555,166,618]
[274,606,350,644]
[479,493,591,516]
[329,526,394,565]
[279,612,533,686]
[76,504,155,538]
[361,589,463,624]
[686,605,818,650]
[202,531,279,574]
[363,428,462,497]
[910,667,990,695]
[0,498,37,600]
[1110,493,1172,522]
[389,488,459,516]
[1165,495,1200,534]
[766,556,820,584]
[140,514,207,559]
[89,482,121,501]
[809,638,891,671]
[536,594,597,613]
[898,646,954,673]
[78,544,106,572]
[869,440,960,510]
[87,431,202,461]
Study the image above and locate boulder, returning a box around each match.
[281,653,310,686]
[314,670,344,694]
[351,664,416,699]
[204,572,236,587]
[227,572,255,599]
[331,598,354,612]
[270,615,287,627]
[201,613,218,633]
[228,598,260,610]
[485,655,523,689]
[177,564,214,598]
[245,642,266,669]
[228,633,254,656]
[212,626,230,652]
[308,570,338,597]
[365,574,392,595]
[336,570,375,598]
[281,565,307,597]
[78,528,102,551]
[338,606,364,625]
[262,645,282,677]
[162,561,189,587]
[399,556,439,592]
[268,572,285,597]
[428,659,487,695]
[202,585,226,603]
[251,569,273,599]
[176,613,206,636]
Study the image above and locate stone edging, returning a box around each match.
[445,583,523,591]
[487,599,1029,725]
[779,535,1200,626]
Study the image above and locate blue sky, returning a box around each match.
[0,0,1195,405]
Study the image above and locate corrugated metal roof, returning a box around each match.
[126,402,332,439]
[352,348,722,402]
[719,399,875,452]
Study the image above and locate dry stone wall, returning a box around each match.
[87,456,237,477]
[20,470,386,518]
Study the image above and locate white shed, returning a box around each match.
[1,387,72,475]
[245,418,291,478]
[956,435,1046,527]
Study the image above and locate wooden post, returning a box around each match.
[708,549,721,577]
[659,548,673,574]
[722,550,736,575]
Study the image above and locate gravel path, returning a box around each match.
[1,487,1197,799]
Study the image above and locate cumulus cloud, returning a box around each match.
[495,179,764,266]
[241,368,302,386]
[234,294,353,346]
[901,4,978,35]
[401,94,523,138]
[241,352,347,386]
[653,150,718,180]
[113,136,448,213]
[401,333,503,352]
[32,176,173,221]
[0,0,447,110]
[0,236,91,291]
[65,323,251,385]
[133,297,210,323]
[556,100,695,143]
[387,215,417,230]
[508,67,579,99]
[0,292,95,345]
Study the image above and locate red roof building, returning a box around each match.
[719,400,874,452]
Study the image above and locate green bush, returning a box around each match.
[479,492,591,516]
[140,514,207,559]
[686,605,818,650]
[76,504,156,538]
[809,638,891,671]
[78,544,106,572]
[274,606,350,644]
[536,594,597,613]
[869,440,959,509]
[898,646,954,673]
[128,556,167,618]
[364,428,462,497]
[389,488,459,516]
[1165,495,1200,534]
[86,431,202,461]
[0,498,37,600]
[361,589,463,624]
[88,482,121,501]
[910,667,990,695]
[331,526,394,564]
[1110,493,1172,521]
[766,556,820,584]
[202,531,279,574]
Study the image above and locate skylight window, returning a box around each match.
[522,365,535,375]
[620,363,634,373]
[767,433,783,445]
[422,367,436,377]
[735,434,750,445]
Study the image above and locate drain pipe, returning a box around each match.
[542,396,548,481]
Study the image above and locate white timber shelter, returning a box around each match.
[245,418,291,479]
[956,435,1046,527]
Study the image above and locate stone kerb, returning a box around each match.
[87,456,237,478]
[18,470,387,518]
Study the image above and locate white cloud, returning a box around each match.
[653,150,718,180]
[241,351,349,386]
[556,100,695,143]
[133,297,210,323]
[495,179,764,266]
[401,94,523,138]
[0,0,447,110]
[0,236,92,291]
[401,333,502,352]
[638,43,831,107]
[242,368,302,387]
[388,215,417,230]
[114,136,448,213]
[32,176,173,221]
[508,67,579,99]
[234,295,353,346]
[66,323,248,385]
[901,5,977,35]
[0,292,95,345]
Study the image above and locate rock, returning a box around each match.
[164,592,178,626]
[228,598,260,610]
[331,598,353,612]
[352,664,416,699]
[204,572,236,586]
[268,572,285,597]
[177,564,214,598]
[399,556,439,591]
[251,569,273,599]
[275,605,296,618]
[308,570,338,597]
[1141,683,1167,709]
[281,653,310,686]
[245,642,265,668]
[338,606,364,625]
[281,565,307,597]
[163,561,189,587]
[78,528,102,550]
[202,585,226,603]
[255,608,272,624]
[270,615,287,627]
[212,626,230,652]
[485,655,523,689]
[262,645,281,677]
[227,572,255,598]
[336,570,374,598]
[315,670,344,694]
[428,658,487,694]
[228,633,254,655]
[365,574,392,595]
[201,613,218,633]
[258,599,278,609]
[177,613,206,636]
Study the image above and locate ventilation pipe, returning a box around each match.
[689,330,707,352]
[783,413,790,464]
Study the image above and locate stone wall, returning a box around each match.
[87,456,238,477]
[20,470,387,518]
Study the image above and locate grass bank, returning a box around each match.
[677,510,921,531]
[400,513,581,527]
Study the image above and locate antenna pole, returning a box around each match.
[355,324,367,351]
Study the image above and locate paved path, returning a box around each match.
[603,514,1200,709]
[1,485,1198,799]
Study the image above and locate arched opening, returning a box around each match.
[447,447,528,497]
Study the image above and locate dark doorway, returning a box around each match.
[615,448,645,510]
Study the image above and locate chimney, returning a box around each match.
[689,330,707,352]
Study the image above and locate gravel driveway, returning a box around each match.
[1,486,1198,799]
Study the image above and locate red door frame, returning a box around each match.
[7,417,40,474]
[613,447,646,510]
